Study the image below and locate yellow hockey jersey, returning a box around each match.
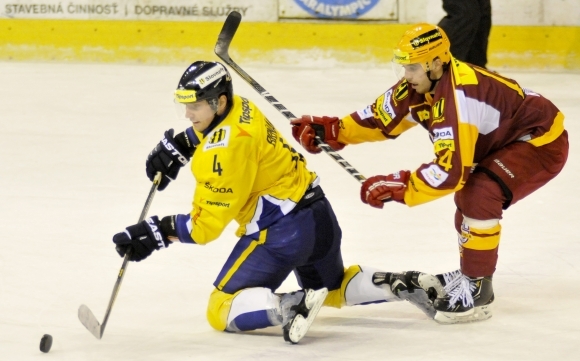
[174,95,318,245]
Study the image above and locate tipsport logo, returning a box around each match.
[294,0,380,19]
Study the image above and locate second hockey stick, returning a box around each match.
[78,171,162,339]
[214,11,367,184]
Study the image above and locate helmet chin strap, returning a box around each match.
[207,96,232,131]
[425,67,441,92]
[425,61,449,92]
[208,98,219,112]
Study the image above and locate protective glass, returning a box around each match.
[391,61,425,81]
[173,100,207,121]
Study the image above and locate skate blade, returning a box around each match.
[434,304,493,324]
[403,291,436,319]
[284,288,328,344]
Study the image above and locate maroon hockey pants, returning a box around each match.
[454,130,569,277]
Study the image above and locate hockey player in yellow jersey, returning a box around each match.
[111,61,441,344]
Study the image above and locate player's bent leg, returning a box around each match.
[325,265,403,309]
[373,271,445,318]
[207,286,328,344]
[207,287,283,332]
[433,217,498,324]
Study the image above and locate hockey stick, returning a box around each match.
[78,171,162,339]
[214,11,367,184]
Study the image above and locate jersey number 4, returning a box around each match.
[213,154,223,176]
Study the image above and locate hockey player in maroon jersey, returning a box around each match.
[291,23,569,324]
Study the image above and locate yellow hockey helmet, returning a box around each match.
[393,23,451,70]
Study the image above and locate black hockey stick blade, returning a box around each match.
[214,12,368,184]
[215,10,241,62]
[214,11,289,115]
[78,304,102,339]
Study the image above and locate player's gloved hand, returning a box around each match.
[360,171,410,209]
[146,129,195,191]
[112,216,171,262]
[290,115,346,154]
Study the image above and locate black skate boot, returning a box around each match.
[433,270,494,324]
[280,288,328,344]
[373,271,445,318]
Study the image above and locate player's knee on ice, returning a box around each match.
[207,288,282,332]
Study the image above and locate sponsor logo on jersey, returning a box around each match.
[416,109,430,123]
[203,126,230,151]
[195,64,227,89]
[264,118,278,146]
[410,28,443,49]
[393,81,409,104]
[434,139,455,152]
[357,105,373,120]
[239,97,252,124]
[431,127,454,142]
[420,164,448,187]
[236,125,251,138]
[376,92,395,127]
[292,0,381,19]
[192,207,202,225]
[432,98,445,122]
[205,200,230,208]
[204,182,234,193]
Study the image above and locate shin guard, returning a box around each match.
[459,217,501,277]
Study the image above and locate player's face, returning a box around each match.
[185,100,215,132]
[403,63,431,94]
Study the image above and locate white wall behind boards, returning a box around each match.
[1,0,579,25]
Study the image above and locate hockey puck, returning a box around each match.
[39,334,52,353]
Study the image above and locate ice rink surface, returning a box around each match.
[1,61,579,360]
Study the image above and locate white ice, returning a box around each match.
[1,61,579,360]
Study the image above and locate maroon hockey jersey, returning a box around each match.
[337,58,565,206]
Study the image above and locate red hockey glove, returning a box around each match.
[360,171,410,208]
[290,115,346,154]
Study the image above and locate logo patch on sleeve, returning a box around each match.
[203,126,230,151]
[376,91,396,127]
[420,164,449,187]
[393,81,409,104]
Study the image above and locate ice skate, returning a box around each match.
[280,288,328,344]
[373,271,445,318]
[433,270,494,324]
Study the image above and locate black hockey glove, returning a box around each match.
[112,216,171,262]
[146,129,195,191]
